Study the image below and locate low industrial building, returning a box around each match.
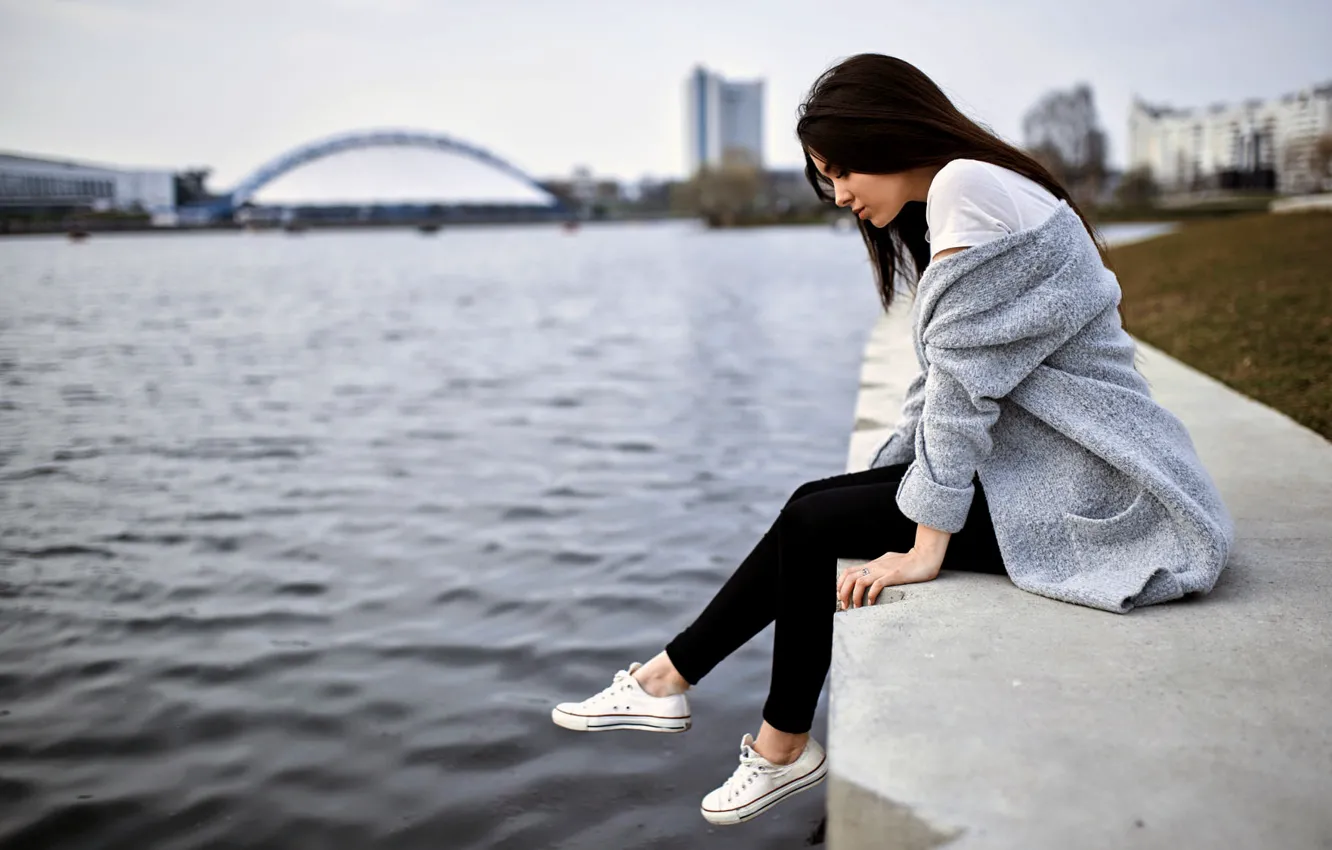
[0,151,177,225]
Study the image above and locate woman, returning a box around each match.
[550,54,1233,826]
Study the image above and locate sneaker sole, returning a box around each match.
[551,707,691,733]
[700,755,829,825]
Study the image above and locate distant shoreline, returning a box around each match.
[2,197,1307,239]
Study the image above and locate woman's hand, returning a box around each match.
[837,525,951,609]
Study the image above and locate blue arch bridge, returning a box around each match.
[182,129,570,224]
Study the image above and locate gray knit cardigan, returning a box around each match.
[869,201,1233,613]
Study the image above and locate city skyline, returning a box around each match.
[2,0,1330,192]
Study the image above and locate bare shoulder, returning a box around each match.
[931,246,969,263]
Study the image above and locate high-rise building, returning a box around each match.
[1128,81,1332,194]
[685,66,765,174]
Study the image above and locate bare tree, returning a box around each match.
[1113,166,1159,207]
[1022,84,1108,205]
[673,149,762,226]
[1315,134,1332,192]
[1027,142,1070,185]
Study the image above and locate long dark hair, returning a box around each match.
[797,54,1108,311]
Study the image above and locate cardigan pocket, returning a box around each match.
[1065,488,1156,538]
[1062,488,1186,608]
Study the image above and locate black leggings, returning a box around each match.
[664,462,1007,734]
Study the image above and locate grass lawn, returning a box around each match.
[1107,211,1332,439]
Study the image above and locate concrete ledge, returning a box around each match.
[1270,194,1332,214]
[828,300,1332,849]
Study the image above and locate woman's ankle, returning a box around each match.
[638,675,685,698]
[753,722,808,765]
[634,653,690,697]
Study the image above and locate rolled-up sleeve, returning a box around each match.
[895,356,1001,533]
[895,250,1119,532]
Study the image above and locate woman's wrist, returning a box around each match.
[912,523,951,565]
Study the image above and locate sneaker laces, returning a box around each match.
[586,668,637,705]
[720,741,780,803]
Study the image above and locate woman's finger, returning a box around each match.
[852,575,872,608]
[838,572,859,608]
[840,568,860,594]
[867,577,886,605]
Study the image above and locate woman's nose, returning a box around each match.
[834,186,853,208]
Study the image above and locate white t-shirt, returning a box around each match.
[925,159,1061,257]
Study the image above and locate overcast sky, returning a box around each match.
[2,0,1329,194]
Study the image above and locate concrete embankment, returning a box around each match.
[827,286,1332,848]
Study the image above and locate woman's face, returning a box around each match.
[809,153,916,229]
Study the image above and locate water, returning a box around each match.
[0,222,879,849]
[0,219,1168,850]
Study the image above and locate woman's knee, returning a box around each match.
[786,476,835,507]
[786,483,814,506]
[776,496,827,541]
[786,466,896,507]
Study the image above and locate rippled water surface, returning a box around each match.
[0,219,1167,849]
[0,223,884,850]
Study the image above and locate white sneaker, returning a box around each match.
[700,733,828,825]
[551,662,691,733]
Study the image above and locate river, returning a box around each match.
[0,219,1170,849]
